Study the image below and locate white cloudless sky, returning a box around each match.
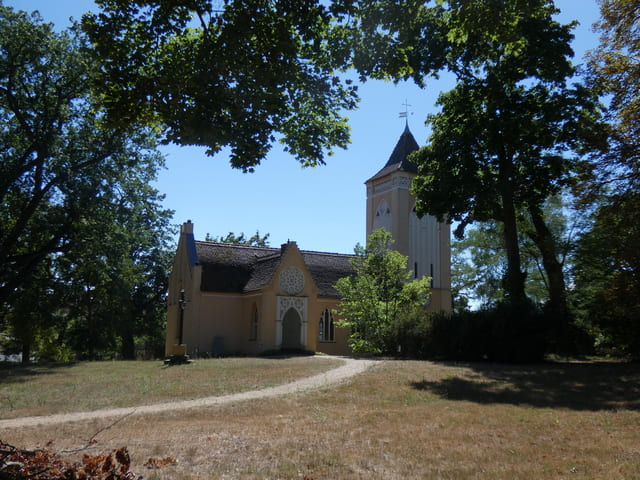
[7,0,601,253]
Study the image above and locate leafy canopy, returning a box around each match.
[204,230,270,246]
[575,0,640,357]
[584,0,640,194]
[339,0,605,306]
[334,229,431,355]
[82,0,359,171]
[0,5,174,361]
[574,192,640,357]
[0,6,165,304]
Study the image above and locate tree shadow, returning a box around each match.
[0,362,77,386]
[410,361,640,411]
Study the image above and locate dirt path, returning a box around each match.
[0,357,376,430]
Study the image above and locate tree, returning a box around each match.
[412,8,604,318]
[452,222,510,309]
[573,192,640,357]
[58,171,174,360]
[1,261,65,364]
[338,0,605,323]
[334,229,431,355]
[453,196,581,309]
[587,0,640,190]
[0,6,174,361]
[0,6,166,306]
[576,0,640,356]
[81,0,359,171]
[205,230,270,246]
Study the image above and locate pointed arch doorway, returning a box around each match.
[282,308,301,350]
[276,296,308,350]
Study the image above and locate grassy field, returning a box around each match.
[2,358,640,479]
[0,355,343,419]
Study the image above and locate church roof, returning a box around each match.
[196,242,275,293]
[194,241,354,298]
[302,251,354,298]
[366,125,420,183]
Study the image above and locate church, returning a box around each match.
[164,126,451,357]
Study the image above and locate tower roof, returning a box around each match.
[366,125,420,183]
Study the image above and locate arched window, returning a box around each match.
[318,308,335,342]
[373,199,392,232]
[250,306,258,341]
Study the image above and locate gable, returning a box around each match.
[194,241,354,297]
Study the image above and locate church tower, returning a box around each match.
[365,125,452,312]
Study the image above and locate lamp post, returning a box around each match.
[166,288,191,365]
[178,289,185,345]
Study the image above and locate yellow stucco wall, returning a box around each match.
[165,222,200,356]
[166,239,353,357]
[306,297,350,355]
[365,170,452,315]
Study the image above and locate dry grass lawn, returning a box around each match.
[3,359,640,480]
[0,356,342,419]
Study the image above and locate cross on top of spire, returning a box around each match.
[398,99,413,128]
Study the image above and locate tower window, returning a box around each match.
[414,262,418,279]
[373,199,392,232]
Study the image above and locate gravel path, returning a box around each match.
[0,357,376,430]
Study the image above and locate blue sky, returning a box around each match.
[8,0,601,254]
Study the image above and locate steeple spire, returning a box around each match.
[366,124,420,183]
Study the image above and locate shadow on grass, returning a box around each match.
[0,362,76,386]
[257,349,318,358]
[410,361,640,411]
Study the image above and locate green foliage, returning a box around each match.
[57,172,175,360]
[1,262,64,363]
[453,195,583,309]
[339,0,606,312]
[0,7,90,305]
[587,0,640,188]
[574,192,640,358]
[205,230,270,246]
[410,72,602,305]
[452,222,509,307]
[81,0,359,171]
[570,0,640,358]
[334,229,431,355]
[0,5,175,362]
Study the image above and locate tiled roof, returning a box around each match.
[196,242,278,293]
[302,251,354,298]
[243,254,282,292]
[195,241,354,298]
[366,125,420,183]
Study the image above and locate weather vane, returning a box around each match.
[398,99,413,127]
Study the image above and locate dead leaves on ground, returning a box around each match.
[143,456,177,469]
[0,440,157,480]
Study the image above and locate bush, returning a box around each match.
[396,302,551,363]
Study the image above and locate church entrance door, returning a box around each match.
[282,307,301,350]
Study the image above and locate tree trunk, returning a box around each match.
[21,340,31,365]
[120,316,136,360]
[499,156,527,304]
[527,204,571,341]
